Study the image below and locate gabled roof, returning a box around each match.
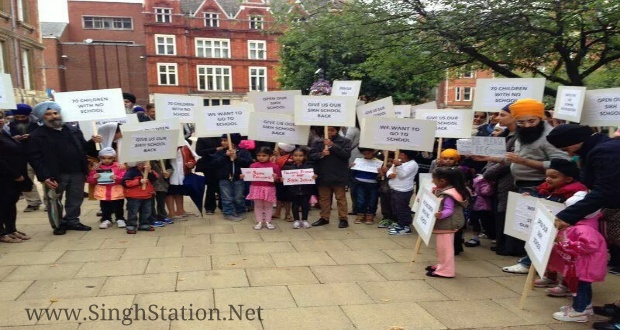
[41,22,68,38]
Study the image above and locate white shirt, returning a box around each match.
[387,159,419,192]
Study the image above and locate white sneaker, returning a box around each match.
[502,263,530,274]
[254,222,263,230]
[265,222,276,230]
[116,219,127,228]
[302,220,312,229]
[99,220,112,229]
[553,306,588,322]
[560,304,593,316]
[293,220,301,229]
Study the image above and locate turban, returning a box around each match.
[122,92,136,103]
[546,124,593,148]
[13,104,32,116]
[98,147,117,158]
[32,101,62,120]
[508,99,545,119]
[440,148,460,160]
[549,158,580,180]
[277,143,295,153]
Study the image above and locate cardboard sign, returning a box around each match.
[0,73,17,109]
[153,93,201,123]
[581,88,620,126]
[457,136,507,157]
[241,168,274,182]
[122,118,185,147]
[248,112,310,145]
[393,105,411,118]
[351,158,383,173]
[79,114,138,140]
[553,86,586,123]
[54,88,126,122]
[359,117,436,152]
[412,188,441,246]
[415,109,475,139]
[331,80,362,98]
[356,97,395,119]
[412,173,434,213]
[118,129,180,163]
[195,104,251,137]
[282,169,316,185]
[525,201,559,278]
[294,95,357,127]
[473,78,546,112]
[504,192,565,241]
[247,90,301,115]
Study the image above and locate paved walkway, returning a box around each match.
[0,197,616,329]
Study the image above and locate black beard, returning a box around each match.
[516,121,545,145]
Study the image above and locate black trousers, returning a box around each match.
[150,191,167,220]
[471,210,496,239]
[0,190,19,235]
[204,175,221,212]
[291,194,311,221]
[100,199,125,221]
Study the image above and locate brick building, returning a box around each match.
[437,69,494,109]
[143,0,281,106]
[0,0,46,105]
[42,0,148,105]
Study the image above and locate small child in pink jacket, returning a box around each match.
[465,174,494,247]
[550,191,607,323]
[86,147,127,229]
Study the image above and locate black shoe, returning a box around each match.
[312,218,329,226]
[425,265,436,272]
[592,319,620,330]
[53,227,66,235]
[426,271,454,278]
[495,250,520,257]
[490,246,502,252]
[96,210,102,217]
[464,239,480,247]
[594,304,620,318]
[62,223,92,231]
[338,219,349,228]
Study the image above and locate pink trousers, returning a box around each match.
[434,232,456,277]
[254,200,273,223]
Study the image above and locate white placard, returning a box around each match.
[195,104,251,137]
[351,158,383,173]
[122,118,185,147]
[356,96,395,119]
[412,173,434,213]
[581,88,620,126]
[247,90,301,115]
[393,105,411,118]
[412,188,441,246]
[0,73,17,109]
[241,168,274,182]
[415,109,475,139]
[553,86,586,123]
[294,95,357,127]
[504,192,565,241]
[359,117,436,151]
[331,80,362,98]
[473,78,546,112]
[248,112,310,145]
[457,136,506,157]
[118,129,180,163]
[525,201,559,278]
[281,169,316,185]
[153,93,201,123]
[54,88,126,122]
[79,114,138,140]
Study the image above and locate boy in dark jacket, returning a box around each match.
[212,133,253,221]
[309,126,352,228]
[122,161,158,234]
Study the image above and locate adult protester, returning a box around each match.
[8,104,44,212]
[0,111,33,242]
[28,101,101,235]
[341,119,361,215]
[195,136,224,214]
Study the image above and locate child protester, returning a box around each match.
[377,151,395,228]
[282,148,316,229]
[427,167,470,278]
[86,147,126,229]
[550,191,607,323]
[149,160,173,226]
[464,174,494,247]
[243,147,280,230]
[273,143,295,221]
[122,161,158,234]
[351,148,381,225]
[381,150,419,235]
[213,133,253,221]
[166,142,198,220]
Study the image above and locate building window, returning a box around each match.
[155,8,172,23]
[0,42,6,73]
[249,15,264,30]
[83,16,133,30]
[248,41,266,60]
[204,12,219,27]
[249,67,267,92]
[197,66,232,91]
[155,35,176,55]
[157,63,177,86]
[463,87,473,101]
[17,0,29,23]
[454,87,461,101]
[203,98,231,106]
[461,70,474,78]
[21,49,33,90]
[195,38,229,58]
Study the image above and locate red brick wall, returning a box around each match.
[439,69,494,109]
[67,1,145,44]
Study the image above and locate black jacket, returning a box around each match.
[0,131,32,195]
[309,134,352,186]
[27,124,89,182]
[557,134,620,225]
[212,148,253,181]
[282,161,316,196]
[195,137,222,173]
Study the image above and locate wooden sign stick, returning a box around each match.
[159,159,166,171]
[92,122,101,150]
[226,133,234,160]
[323,126,329,151]
[518,265,536,309]
[141,167,148,190]
[436,137,443,160]
[408,236,424,273]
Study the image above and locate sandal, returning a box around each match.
[0,235,22,243]
[12,231,30,240]
[285,216,294,222]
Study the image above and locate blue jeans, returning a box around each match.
[219,180,246,216]
[518,256,532,267]
[126,198,152,229]
[354,181,379,215]
[573,281,592,312]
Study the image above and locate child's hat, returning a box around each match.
[277,143,295,153]
[549,158,579,180]
[440,148,460,160]
[98,147,116,157]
